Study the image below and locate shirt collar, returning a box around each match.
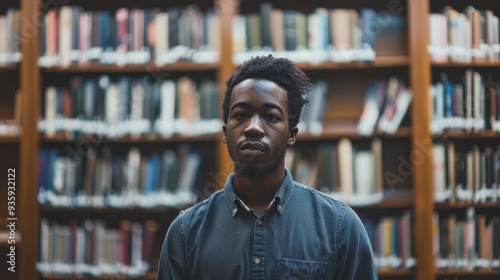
[223,168,295,217]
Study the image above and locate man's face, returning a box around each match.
[223,79,298,177]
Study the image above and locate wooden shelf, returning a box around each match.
[433,130,500,139]
[39,205,188,214]
[233,56,409,70]
[40,271,156,280]
[432,61,500,67]
[435,201,500,209]
[0,64,19,72]
[291,56,409,70]
[0,226,10,247]
[0,234,21,246]
[40,133,219,143]
[436,269,500,277]
[378,268,414,278]
[0,221,21,246]
[40,62,220,73]
[351,198,414,212]
[0,135,20,143]
[372,198,414,209]
[297,125,411,141]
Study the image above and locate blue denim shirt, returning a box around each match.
[158,169,377,280]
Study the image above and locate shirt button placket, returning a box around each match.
[251,218,265,279]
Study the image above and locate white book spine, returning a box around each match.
[59,7,73,67]
[45,86,57,137]
[232,15,247,55]
[130,82,145,121]
[433,144,447,201]
[126,147,141,196]
[154,13,169,61]
[208,13,220,52]
[338,138,354,197]
[160,80,176,121]
[105,84,119,124]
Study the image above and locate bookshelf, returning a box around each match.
[7,0,499,280]
[16,0,229,280]
[427,0,500,280]
[40,62,220,73]
[0,1,21,280]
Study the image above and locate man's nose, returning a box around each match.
[244,115,264,138]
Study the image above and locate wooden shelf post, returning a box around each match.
[408,1,435,280]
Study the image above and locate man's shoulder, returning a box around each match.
[292,181,348,208]
[177,189,226,220]
[291,182,363,222]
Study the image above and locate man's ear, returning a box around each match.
[287,127,298,146]
[222,124,227,143]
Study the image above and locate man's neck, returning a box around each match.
[233,168,286,215]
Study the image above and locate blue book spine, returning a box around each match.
[360,8,377,50]
[46,149,58,193]
[146,154,161,194]
[100,11,111,50]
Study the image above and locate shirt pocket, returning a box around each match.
[276,258,327,280]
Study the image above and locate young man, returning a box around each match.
[158,55,377,279]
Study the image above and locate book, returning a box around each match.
[378,77,412,134]
[357,80,387,135]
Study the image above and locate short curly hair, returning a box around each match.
[222,55,312,129]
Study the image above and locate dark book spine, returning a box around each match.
[283,11,297,51]
[260,3,273,49]
[71,6,80,53]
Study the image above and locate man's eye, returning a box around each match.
[266,114,280,122]
[233,112,247,119]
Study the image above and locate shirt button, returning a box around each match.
[254,257,261,264]
[232,209,237,215]
[277,205,282,211]
[257,219,263,225]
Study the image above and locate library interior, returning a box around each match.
[0,0,499,279]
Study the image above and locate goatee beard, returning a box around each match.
[233,150,285,178]
[235,162,276,178]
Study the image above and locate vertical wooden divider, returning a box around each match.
[408,1,434,280]
[19,0,41,279]
[216,0,237,190]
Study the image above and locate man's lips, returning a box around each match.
[240,141,267,152]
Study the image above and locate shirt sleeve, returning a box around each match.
[334,205,378,280]
[157,211,191,280]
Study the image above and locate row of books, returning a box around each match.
[357,77,412,135]
[430,70,500,133]
[286,138,384,206]
[297,80,327,135]
[429,6,500,63]
[0,9,22,65]
[39,76,220,139]
[298,77,411,136]
[233,4,405,64]
[0,89,21,136]
[433,208,500,270]
[361,211,415,270]
[0,121,19,136]
[38,146,200,208]
[37,219,158,277]
[433,142,500,203]
[39,5,219,67]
